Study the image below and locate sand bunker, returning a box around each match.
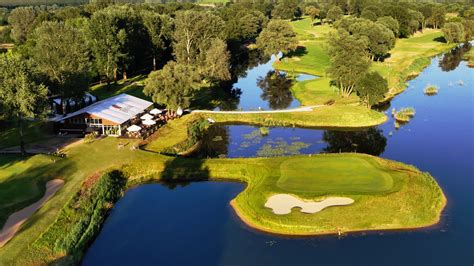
[0,179,64,248]
[265,194,354,215]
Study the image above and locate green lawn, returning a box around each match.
[225,154,445,235]
[274,17,455,104]
[0,121,53,149]
[0,137,445,263]
[0,154,55,227]
[464,48,474,67]
[277,157,394,194]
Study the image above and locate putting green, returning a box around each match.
[277,156,394,194]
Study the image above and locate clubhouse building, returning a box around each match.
[57,93,153,136]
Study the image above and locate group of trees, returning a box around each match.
[443,20,474,43]
[0,1,303,117]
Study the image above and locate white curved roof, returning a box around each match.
[59,94,153,125]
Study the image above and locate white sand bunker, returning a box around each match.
[0,179,64,248]
[265,194,354,215]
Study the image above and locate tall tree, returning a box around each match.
[349,20,395,60]
[256,19,298,58]
[328,30,370,97]
[305,6,320,25]
[443,22,465,43]
[355,71,388,107]
[33,21,91,114]
[144,61,199,110]
[326,6,344,24]
[432,5,447,29]
[377,16,399,37]
[0,54,48,155]
[201,38,231,82]
[141,10,172,71]
[8,7,37,43]
[173,10,224,65]
[271,0,301,20]
[87,9,125,82]
[88,6,147,82]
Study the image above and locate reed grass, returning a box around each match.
[424,85,439,95]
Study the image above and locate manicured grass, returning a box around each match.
[0,121,53,149]
[0,137,160,265]
[0,154,55,227]
[372,29,455,98]
[227,154,445,235]
[0,137,446,263]
[208,105,387,128]
[277,157,394,194]
[277,41,330,76]
[141,115,200,153]
[290,77,359,106]
[275,18,455,105]
[143,108,387,154]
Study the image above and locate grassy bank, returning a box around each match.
[143,108,387,153]
[274,18,455,105]
[463,48,474,67]
[0,137,446,264]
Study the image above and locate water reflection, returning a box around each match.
[192,124,388,158]
[258,71,294,109]
[322,128,387,156]
[439,42,471,72]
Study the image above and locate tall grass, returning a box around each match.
[34,170,126,263]
[424,85,439,95]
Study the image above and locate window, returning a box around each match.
[85,118,103,127]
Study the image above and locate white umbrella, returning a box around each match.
[142,119,156,126]
[150,108,162,115]
[127,125,141,132]
[140,113,153,120]
[177,107,183,116]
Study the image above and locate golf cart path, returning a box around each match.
[0,179,64,248]
[192,105,323,114]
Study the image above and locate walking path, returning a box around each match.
[0,179,64,248]
[192,105,323,114]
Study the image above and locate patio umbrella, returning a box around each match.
[127,125,141,132]
[140,113,153,120]
[142,119,156,126]
[150,108,162,115]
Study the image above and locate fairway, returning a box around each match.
[277,156,394,194]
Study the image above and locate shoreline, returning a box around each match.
[230,190,447,237]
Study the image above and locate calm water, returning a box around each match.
[224,54,317,111]
[83,46,474,265]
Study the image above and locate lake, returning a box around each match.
[83,45,473,265]
[214,52,318,111]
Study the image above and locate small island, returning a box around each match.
[226,153,446,235]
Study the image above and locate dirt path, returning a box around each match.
[0,179,64,248]
[192,105,323,114]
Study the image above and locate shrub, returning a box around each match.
[35,170,126,263]
[424,85,439,95]
[394,107,416,122]
[83,131,98,144]
[161,118,211,155]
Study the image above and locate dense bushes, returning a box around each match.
[0,0,86,7]
[161,118,210,155]
[35,170,126,263]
